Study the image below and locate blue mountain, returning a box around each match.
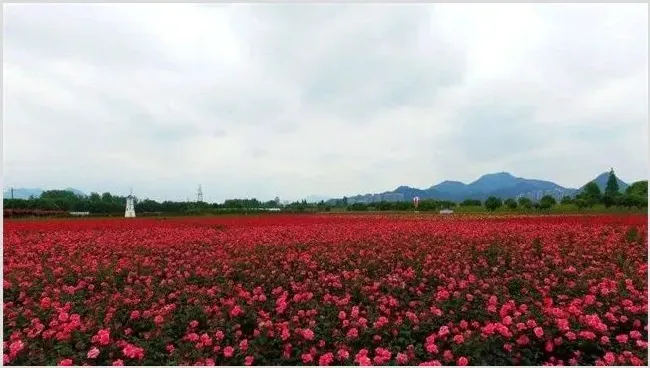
[580,172,629,193]
[345,172,585,203]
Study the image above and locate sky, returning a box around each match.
[3,3,648,202]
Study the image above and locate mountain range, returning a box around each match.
[342,171,633,204]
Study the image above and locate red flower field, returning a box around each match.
[3,214,648,366]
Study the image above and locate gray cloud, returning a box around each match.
[2,3,648,202]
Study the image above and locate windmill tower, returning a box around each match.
[197,185,203,203]
[125,188,136,218]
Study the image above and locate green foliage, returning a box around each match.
[560,196,574,205]
[484,196,502,211]
[578,181,602,207]
[460,199,482,207]
[504,198,518,209]
[539,195,557,210]
[626,180,648,197]
[517,197,533,209]
[605,169,620,196]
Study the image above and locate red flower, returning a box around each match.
[223,346,234,358]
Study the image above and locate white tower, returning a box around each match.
[197,185,203,203]
[125,189,136,218]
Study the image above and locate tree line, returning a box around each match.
[3,171,647,216]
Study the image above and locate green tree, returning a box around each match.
[623,180,648,208]
[625,180,648,197]
[101,192,114,203]
[460,199,482,207]
[485,196,502,211]
[89,192,101,202]
[578,181,602,207]
[517,197,533,209]
[560,196,574,205]
[504,198,518,209]
[539,195,557,210]
[603,169,622,208]
[605,168,620,196]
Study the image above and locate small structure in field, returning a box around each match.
[69,211,90,216]
[125,189,136,218]
[439,209,454,214]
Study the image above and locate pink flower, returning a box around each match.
[337,349,350,361]
[545,341,554,352]
[230,305,243,318]
[425,343,438,354]
[112,359,124,366]
[9,340,24,358]
[457,357,469,366]
[397,353,408,365]
[443,350,453,362]
[96,329,110,346]
[302,353,314,364]
[319,352,334,366]
[244,356,254,366]
[453,334,465,344]
[302,328,315,341]
[58,359,73,366]
[154,315,164,324]
[603,352,615,365]
[438,326,450,336]
[347,327,359,339]
[616,334,629,344]
[239,339,248,352]
[122,344,144,360]
[534,327,544,338]
[223,346,234,358]
[129,310,140,320]
[58,312,69,322]
[87,347,100,359]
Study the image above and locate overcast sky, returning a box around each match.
[3,3,648,202]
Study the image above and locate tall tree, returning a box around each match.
[605,168,620,196]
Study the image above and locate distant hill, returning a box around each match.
[3,187,86,200]
[344,171,585,204]
[579,172,629,193]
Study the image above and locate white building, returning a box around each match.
[125,195,136,218]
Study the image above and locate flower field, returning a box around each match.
[3,214,648,366]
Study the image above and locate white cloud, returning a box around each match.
[3,3,648,202]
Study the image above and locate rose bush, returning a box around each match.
[3,214,648,365]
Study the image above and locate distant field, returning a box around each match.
[3,214,648,366]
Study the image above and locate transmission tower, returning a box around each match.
[197,185,203,203]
